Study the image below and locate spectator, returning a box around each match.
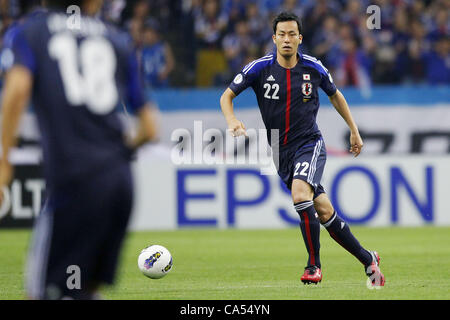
[311,15,340,69]
[194,0,228,49]
[427,9,449,42]
[102,0,126,24]
[407,19,430,82]
[372,28,397,83]
[277,0,304,19]
[259,0,283,16]
[302,0,341,51]
[222,20,257,79]
[341,0,362,31]
[222,0,248,31]
[141,19,175,88]
[245,1,266,44]
[2,0,448,87]
[125,0,150,48]
[423,36,450,84]
[392,9,411,83]
[335,26,372,88]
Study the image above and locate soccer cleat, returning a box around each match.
[365,251,385,287]
[301,266,322,285]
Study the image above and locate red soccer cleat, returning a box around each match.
[301,266,322,285]
[365,251,385,287]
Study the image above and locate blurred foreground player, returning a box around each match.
[0,0,158,299]
[220,12,385,286]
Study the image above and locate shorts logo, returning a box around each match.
[233,74,243,84]
[144,251,162,269]
[302,82,313,96]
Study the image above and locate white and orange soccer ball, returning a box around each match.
[138,245,173,279]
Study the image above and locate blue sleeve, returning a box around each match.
[126,51,147,114]
[228,70,256,96]
[319,65,337,97]
[1,25,36,74]
[228,58,268,95]
[229,55,274,95]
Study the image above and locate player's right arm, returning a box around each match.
[220,88,247,137]
[220,60,262,137]
[124,47,159,150]
[0,25,35,205]
[0,66,33,204]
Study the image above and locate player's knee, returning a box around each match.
[314,201,334,223]
[291,180,314,204]
[292,191,313,204]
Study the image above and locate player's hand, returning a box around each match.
[0,160,13,205]
[227,118,247,137]
[349,131,363,157]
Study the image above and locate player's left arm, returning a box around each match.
[0,65,33,203]
[328,89,363,157]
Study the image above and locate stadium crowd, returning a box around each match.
[0,0,449,88]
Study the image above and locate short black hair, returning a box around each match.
[18,0,42,15]
[273,12,302,34]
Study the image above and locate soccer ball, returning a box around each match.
[138,245,173,279]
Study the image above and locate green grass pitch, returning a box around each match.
[1,226,449,300]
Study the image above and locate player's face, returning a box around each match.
[272,21,302,58]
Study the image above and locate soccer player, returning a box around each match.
[0,0,158,299]
[220,12,385,286]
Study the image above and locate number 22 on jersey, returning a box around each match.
[263,83,279,100]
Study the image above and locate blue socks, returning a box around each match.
[322,211,372,266]
[295,201,321,268]
[295,201,373,268]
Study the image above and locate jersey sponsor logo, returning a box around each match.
[266,75,275,82]
[303,74,310,80]
[302,82,313,96]
[233,73,243,84]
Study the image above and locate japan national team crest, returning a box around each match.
[302,82,313,97]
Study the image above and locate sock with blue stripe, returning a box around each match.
[295,201,321,268]
[322,212,372,266]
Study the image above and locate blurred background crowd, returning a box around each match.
[0,0,449,90]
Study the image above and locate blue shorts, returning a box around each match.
[26,163,133,299]
[277,136,327,199]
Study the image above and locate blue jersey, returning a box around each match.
[229,51,337,150]
[2,11,147,189]
[141,42,168,88]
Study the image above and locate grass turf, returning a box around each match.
[0,226,449,300]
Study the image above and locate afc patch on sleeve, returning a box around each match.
[233,73,243,84]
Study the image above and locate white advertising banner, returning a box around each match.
[155,105,450,155]
[11,104,450,156]
[128,155,450,230]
